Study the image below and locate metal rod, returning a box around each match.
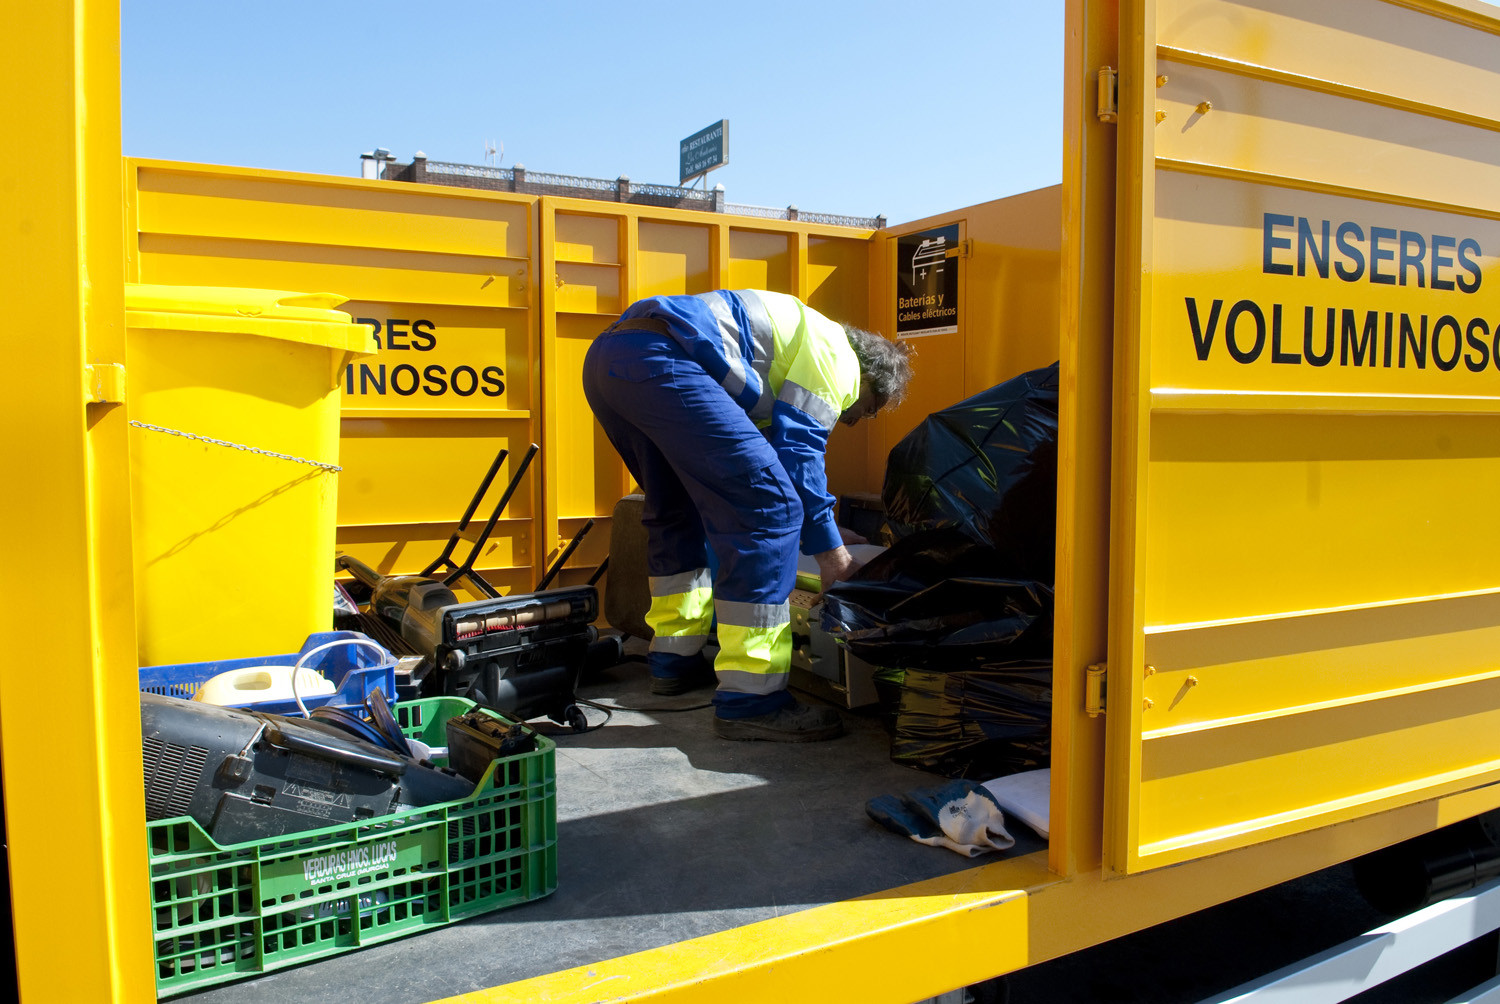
[420,446,508,578]
[586,556,609,587]
[536,517,595,591]
[443,443,539,595]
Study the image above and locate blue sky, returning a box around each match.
[121,1,1065,226]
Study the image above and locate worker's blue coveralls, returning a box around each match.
[582,290,861,717]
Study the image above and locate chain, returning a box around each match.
[128,420,343,473]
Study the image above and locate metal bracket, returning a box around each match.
[1085,663,1108,717]
[84,362,125,404]
[1097,66,1118,123]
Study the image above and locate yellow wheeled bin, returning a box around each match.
[124,284,375,667]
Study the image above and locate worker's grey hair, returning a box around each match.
[843,327,914,407]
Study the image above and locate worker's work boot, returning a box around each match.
[649,654,716,696]
[713,701,844,742]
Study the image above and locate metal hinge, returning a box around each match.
[1085,663,1108,717]
[1097,66,1118,123]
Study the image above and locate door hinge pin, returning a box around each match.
[1097,67,1118,123]
[1085,663,1108,717]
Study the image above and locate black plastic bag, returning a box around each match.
[821,529,1053,780]
[820,528,1054,670]
[892,663,1052,779]
[882,361,1058,582]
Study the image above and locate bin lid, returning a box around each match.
[125,284,375,354]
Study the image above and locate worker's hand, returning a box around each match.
[838,525,868,545]
[814,546,863,593]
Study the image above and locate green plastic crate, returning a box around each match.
[146,697,557,997]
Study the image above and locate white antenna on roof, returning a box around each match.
[484,140,503,167]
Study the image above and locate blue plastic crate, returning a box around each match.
[137,631,397,716]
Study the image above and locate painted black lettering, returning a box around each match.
[1399,232,1427,287]
[345,364,354,394]
[1399,314,1427,369]
[451,365,479,397]
[1305,307,1334,367]
[1335,222,1366,282]
[1341,310,1377,367]
[1297,218,1330,278]
[1263,214,1294,275]
[1186,297,1223,360]
[1226,300,1266,363]
[422,364,448,395]
[1466,318,1491,373]
[481,366,506,396]
[1458,238,1483,293]
[1370,228,1397,285]
[359,363,386,395]
[356,317,383,349]
[412,319,438,351]
[1271,304,1299,364]
[1384,312,1395,368]
[1431,235,1457,292]
[1431,316,1461,372]
[386,319,410,350]
[390,363,420,396]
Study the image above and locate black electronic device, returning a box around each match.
[334,442,598,732]
[140,693,472,844]
[340,551,596,731]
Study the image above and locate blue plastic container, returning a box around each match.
[137,630,397,715]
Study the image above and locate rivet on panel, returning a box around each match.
[1156,75,1169,87]
[1196,101,1213,114]
[1186,675,1199,687]
[1144,665,1156,677]
[1143,698,1154,711]
[1155,110,1167,123]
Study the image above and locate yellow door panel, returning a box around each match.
[1106,0,1500,873]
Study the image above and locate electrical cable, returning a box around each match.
[289,637,393,718]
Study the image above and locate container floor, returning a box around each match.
[176,638,1038,1003]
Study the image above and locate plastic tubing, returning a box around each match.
[290,637,391,718]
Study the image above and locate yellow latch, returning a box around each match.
[1097,67,1118,123]
[1085,663,1107,717]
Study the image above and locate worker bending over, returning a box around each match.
[583,289,913,742]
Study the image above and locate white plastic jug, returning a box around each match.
[193,665,336,707]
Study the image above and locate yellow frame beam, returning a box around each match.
[0,1,153,999]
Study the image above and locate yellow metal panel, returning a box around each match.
[138,234,533,309]
[1154,64,1500,214]
[129,162,548,585]
[135,162,532,258]
[1,0,154,999]
[1105,0,1500,872]
[339,417,538,524]
[637,220,713,297]
[729,228,794,291]
[1156,0,1500,126]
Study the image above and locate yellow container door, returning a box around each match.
[1105,0,1500,873]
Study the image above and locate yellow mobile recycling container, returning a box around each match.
[124,284,374,666]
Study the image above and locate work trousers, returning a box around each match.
[582,325,801,718]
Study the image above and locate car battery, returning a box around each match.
[445,709,537,784]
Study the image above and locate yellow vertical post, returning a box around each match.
[0,1,153,1000]
[1050,0,1120,879]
